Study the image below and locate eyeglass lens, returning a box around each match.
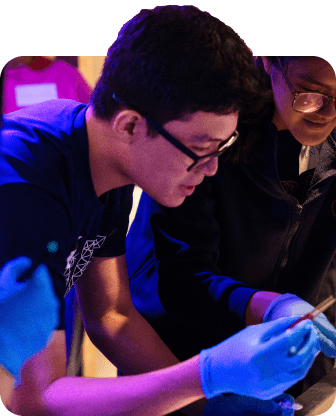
[294,93,330,113]
[188,132,239,171]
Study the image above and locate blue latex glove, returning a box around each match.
[199,316,320,400]
[263,293,336,357]
[204,393,295,416]
[0,257,59,384]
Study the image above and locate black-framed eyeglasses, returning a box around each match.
[276,57,336,114]
[112,94,239,172]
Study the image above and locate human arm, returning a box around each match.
[75,254,209,415]
[6,314,319,416]
[129,183,331,341]
[76,255,184,374]
[2,254,204,415]
[239,285,336,357]
[7,334,204,416]
[127,186,277,337]
[245,291,282,326]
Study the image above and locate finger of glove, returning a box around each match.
[259,316,302,342]
[273,393,294,405]
[0,263,60,357]
[203,394,280,415]
[233,395,280,414]
[262,319,312,354]
[265,321,318,372]
[313,313,336,339]
[4,262,60,324]
[27,263,54,292]
[312,325,336,357]
[26,264,60,328]
[0,341,21,378]
[263,294,312,322]
[0,257,32,301]
[272,393,295,416]
[285,324,320,374]
[314,313,336,334]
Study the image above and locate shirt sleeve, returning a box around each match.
[94,185,134,258]
[127,178,257,336]
[0,183,72,329]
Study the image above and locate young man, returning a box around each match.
[0,7,320,415]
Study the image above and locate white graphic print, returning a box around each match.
[64,235,106,295]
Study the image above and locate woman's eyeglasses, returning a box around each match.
[276,57,336,114]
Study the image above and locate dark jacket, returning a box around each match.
[126,124,336,395]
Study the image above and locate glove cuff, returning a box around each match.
[263,293,300,322]
[198,349,225,399]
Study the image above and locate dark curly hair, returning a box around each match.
[224,56,301,163]
[91,5,269,133]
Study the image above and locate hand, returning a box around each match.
[203,393,295,416]
[0,257,59,383]
[263,293,336,357]
[198,316,320,400]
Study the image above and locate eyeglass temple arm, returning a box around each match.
[112,93,199,163]
[276,57,296,95]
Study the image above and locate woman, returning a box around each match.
[126,56,336,401]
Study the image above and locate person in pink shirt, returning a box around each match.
[2,56,91,114]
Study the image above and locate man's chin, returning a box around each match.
[155,194,186,208]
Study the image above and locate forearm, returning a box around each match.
[75,256,206,415]
[86,306,180,374]
[245,291,282,326]
[7,331,205,416]
[43,356,204,416]
[85,307,207,415]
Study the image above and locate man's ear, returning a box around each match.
[112,110,144,142]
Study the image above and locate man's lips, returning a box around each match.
[183,180,203,189]
[181,184,199,196]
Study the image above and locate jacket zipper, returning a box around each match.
[269,124,304,272]
[279,203,303,270]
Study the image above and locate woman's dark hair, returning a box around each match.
[254,56,301,100]
[91,5,269,134]
[224,56,300,163]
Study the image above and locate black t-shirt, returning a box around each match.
[0,99,134,328]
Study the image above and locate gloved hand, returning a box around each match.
[263,293,336,357]
[199,316,320,400]
[204,393,295,416]
[0,257,59,384]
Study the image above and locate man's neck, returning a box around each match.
[85,107,133,197]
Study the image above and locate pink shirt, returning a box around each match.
[3,59,92,114]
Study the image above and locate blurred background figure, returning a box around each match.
[2,56,91,114]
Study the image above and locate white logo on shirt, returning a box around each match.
[64,235,107,295]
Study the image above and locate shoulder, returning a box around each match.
[1,100,87,150]
[103,185,135,218]
[0,100,88,185]
[2,99,86,135]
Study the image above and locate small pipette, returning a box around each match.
[288,296,336,329]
